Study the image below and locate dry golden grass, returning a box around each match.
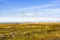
[0,22,60,40]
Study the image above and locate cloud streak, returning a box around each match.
[0,17,60,23]
[0,0,60,22]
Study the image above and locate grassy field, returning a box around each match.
[0,22,60,40]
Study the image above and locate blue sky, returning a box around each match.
[0,0,60,22]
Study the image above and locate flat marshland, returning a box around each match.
[0,22,60,40]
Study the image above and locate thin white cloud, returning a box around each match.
[0,17,60,23]
[0,0,60,22]
[0,0,58,13]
